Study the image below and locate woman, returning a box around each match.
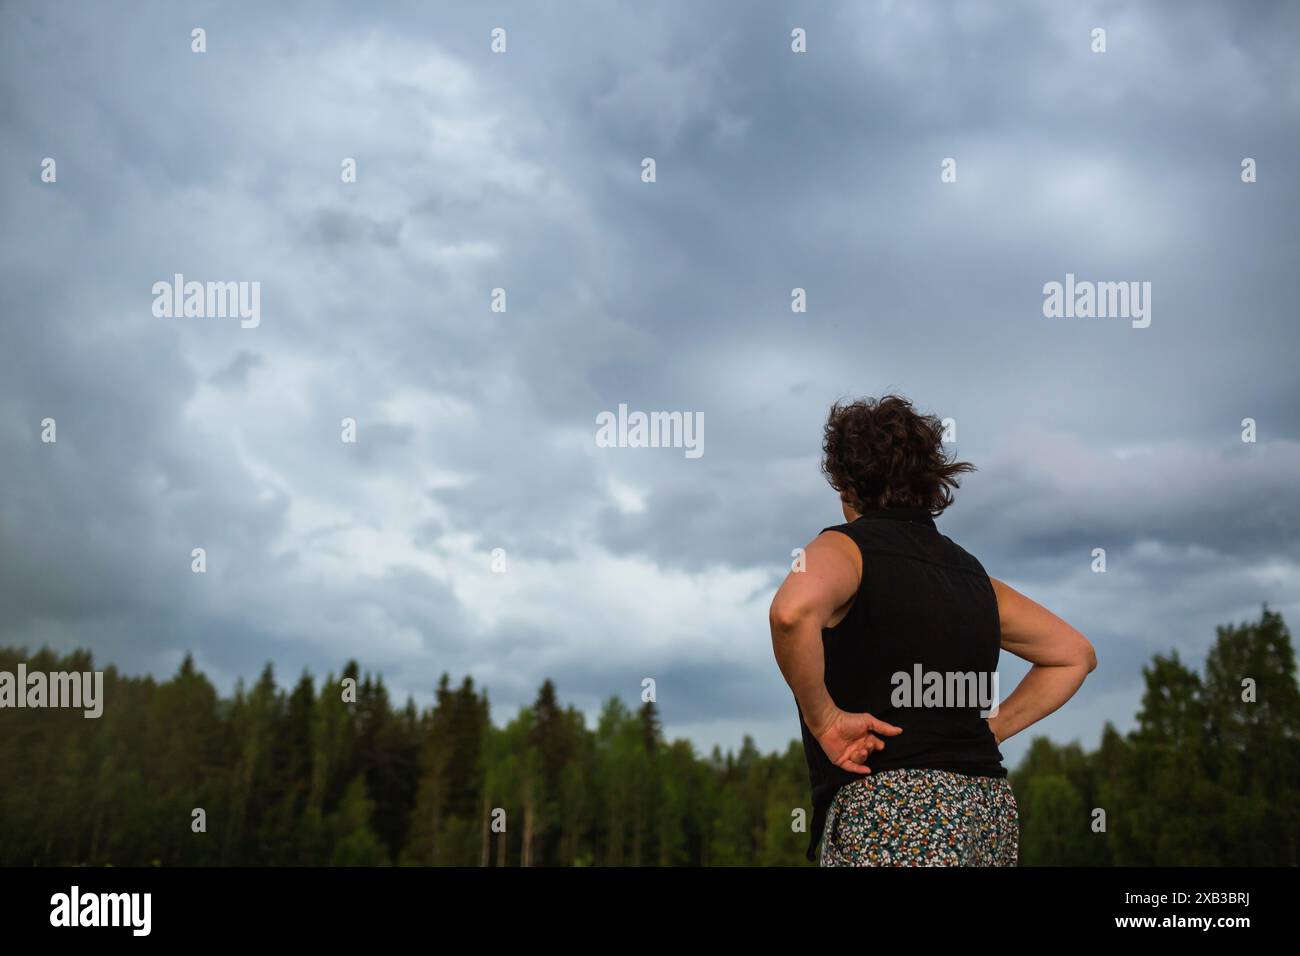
[770,395,1097,866]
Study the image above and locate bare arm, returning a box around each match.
[770,531,902,773]
[986,576,1098,746]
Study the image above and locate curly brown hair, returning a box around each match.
[820,395,974,516]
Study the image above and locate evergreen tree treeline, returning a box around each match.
[2,607,1296,865]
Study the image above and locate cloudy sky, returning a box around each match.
[2,0,1297,767]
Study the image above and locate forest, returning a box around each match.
[1,607,1296,866]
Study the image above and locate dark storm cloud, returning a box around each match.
[1,0,1297,756]
[303,208,406,249]
[211,350,264,387]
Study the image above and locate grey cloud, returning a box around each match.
[211,350,264,387]
[0,0,1296,758]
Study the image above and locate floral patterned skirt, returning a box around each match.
[820,768,1019,867]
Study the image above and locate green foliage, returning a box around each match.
[1,606,1296,865]
[1013,606,1300,866]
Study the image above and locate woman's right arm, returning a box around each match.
[985,577,1097,745]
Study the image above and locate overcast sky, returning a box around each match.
[2,0,1298,766]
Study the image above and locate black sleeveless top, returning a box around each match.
[797,506,1006,861]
